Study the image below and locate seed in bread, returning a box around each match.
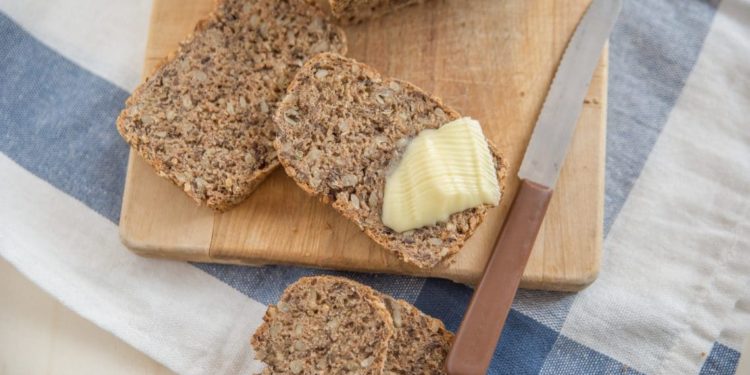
[251,276,394,374]
[329,0,425,24]
[274,53,507,268]
[382,296,453,374]
[116,0,346,211]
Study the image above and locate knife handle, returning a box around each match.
[445,180,553,375]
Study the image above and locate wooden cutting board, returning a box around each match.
[120,0,606,291]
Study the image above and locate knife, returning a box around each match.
[444,1,622,374]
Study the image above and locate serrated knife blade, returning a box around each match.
[518,0,622,188]
[446,1,622,374]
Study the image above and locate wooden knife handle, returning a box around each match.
[445,180,553,375]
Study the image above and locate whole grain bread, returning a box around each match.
[116,0,346,211]
[251,276,453,374]
[251,276,394,374]
[274,53,507,268]
[328,0,424,24]
[382,296,453,374]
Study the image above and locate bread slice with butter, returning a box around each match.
[251,276,453,374]
[274,53,507,268]
[116,0,346,211]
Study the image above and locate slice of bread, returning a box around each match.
[251,276,453,374]
[328,0,424,24]
[251,276,394,374]
[382,296,453,374]
[117,0,346,211]
[274,53,507,268]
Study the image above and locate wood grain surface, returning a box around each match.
[119,0,606,291]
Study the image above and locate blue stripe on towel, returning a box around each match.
[539,335,645,375]
[0,11,129,222]
[512,288,578,331]
[699,342,740,375]
[605,0,718,234]
[414,278,560,375]
[492,310,560,375]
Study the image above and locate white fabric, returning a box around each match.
[0,154,265,375]
[558,0,750,373]
[0,0,152,91]
[718,294,750,350]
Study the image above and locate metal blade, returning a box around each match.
[518,0,621,188]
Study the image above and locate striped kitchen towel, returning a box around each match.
[1,0,748,374]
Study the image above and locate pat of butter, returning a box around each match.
[382,117,501,233]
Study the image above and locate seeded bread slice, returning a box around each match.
[274,53,507,268]
[251,276,453,374]
[382,296,453,374]
[329,0,424,24]
[116,0,346,211]
[251,276,394,374]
